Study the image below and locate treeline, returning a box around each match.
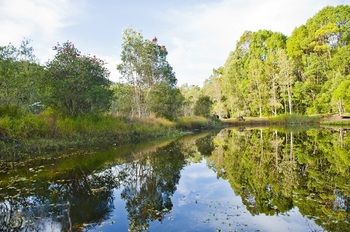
[202,5,350,118]
[0,40,112,117]
[0,30,213,122]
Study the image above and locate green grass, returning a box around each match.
[176,116,221,130]
[222,114,321,126]
[0,109,220,157]
[0,113,178,140]
[320,120,350,126]
[268,114,320,124]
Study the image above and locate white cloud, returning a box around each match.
[1,0,348,85]
[163,0,350,86]
[0,0,84,61]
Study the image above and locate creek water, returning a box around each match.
[0,126,349,231]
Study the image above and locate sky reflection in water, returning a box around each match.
[0,127,349,232]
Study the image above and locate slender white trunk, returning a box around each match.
[288,85,292,114]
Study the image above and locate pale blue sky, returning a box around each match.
[0,0,349,85]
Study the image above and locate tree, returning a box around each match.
[331,78,350,115]
[203,68,228,118]
[146,83,184,120]
[276,49,295,114]
[194,96,213,117]
[179,84,202,116]
[210,5,350,118]
[117,28,176,118]
[286,5,350,114]
[110,83,133,117]
[0,40,46,112]
[47,42,112,116]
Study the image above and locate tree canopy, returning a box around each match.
[202,5,350,118]
[47,42,112,117]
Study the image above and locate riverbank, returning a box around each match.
[0,108,222,159]
[222,113,350,128]
[222,114,321,126]
[319,114,350,126]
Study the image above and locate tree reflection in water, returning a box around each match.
[0,129,349,231]
[119,142,186,231]
[208,127,350,232]
[0,138,188,231]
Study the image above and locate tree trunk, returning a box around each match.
[258,88,263,118]
[288,85,292,114]
[272,79,277,116]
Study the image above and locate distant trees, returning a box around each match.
[146,83,184,120]
[194,96,213,117]
[203,5,350,118]
[0,41,113,117]
[110,83,133,117]
[179,84,202,117]
[0,40,46,112]
[47,42,112,116]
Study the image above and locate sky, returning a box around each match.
[0,0,349,86]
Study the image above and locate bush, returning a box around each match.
[176,116,211,130]
[269,114,320,124]
[0,113,49,138]
[0,105,24,117]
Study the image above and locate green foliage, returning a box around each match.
[0,40,46,112]
[269,113,320,124]
[146,83,184,120]
[47,42,112,117]
[110,83,133,116]
[176,116,218,130]
[0,105,24,117]
[204,5,350,118]
[331,77,350,114]
[179,84,202,116]
[194,96,213,117]
[202,68,228,118]
[117,29,177,118]
[0,113,49,138]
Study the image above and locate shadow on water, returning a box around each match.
[0,127,349,231]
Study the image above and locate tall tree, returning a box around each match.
[47,42,112,116]
[117,28,177,118]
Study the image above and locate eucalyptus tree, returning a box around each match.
[117,28,177,118]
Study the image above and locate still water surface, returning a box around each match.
[0,127,349,231]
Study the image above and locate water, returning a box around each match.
[0,127,349,231]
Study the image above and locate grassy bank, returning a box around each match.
[222,114,320,126]
[320,114,350,126]
[0,107,221,158]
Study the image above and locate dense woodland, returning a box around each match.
[202,5,350,118]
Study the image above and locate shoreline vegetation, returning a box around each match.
[1,107,349,160]
[1,5,350,158]
[0,107,223,159]
[223,113,350,127]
